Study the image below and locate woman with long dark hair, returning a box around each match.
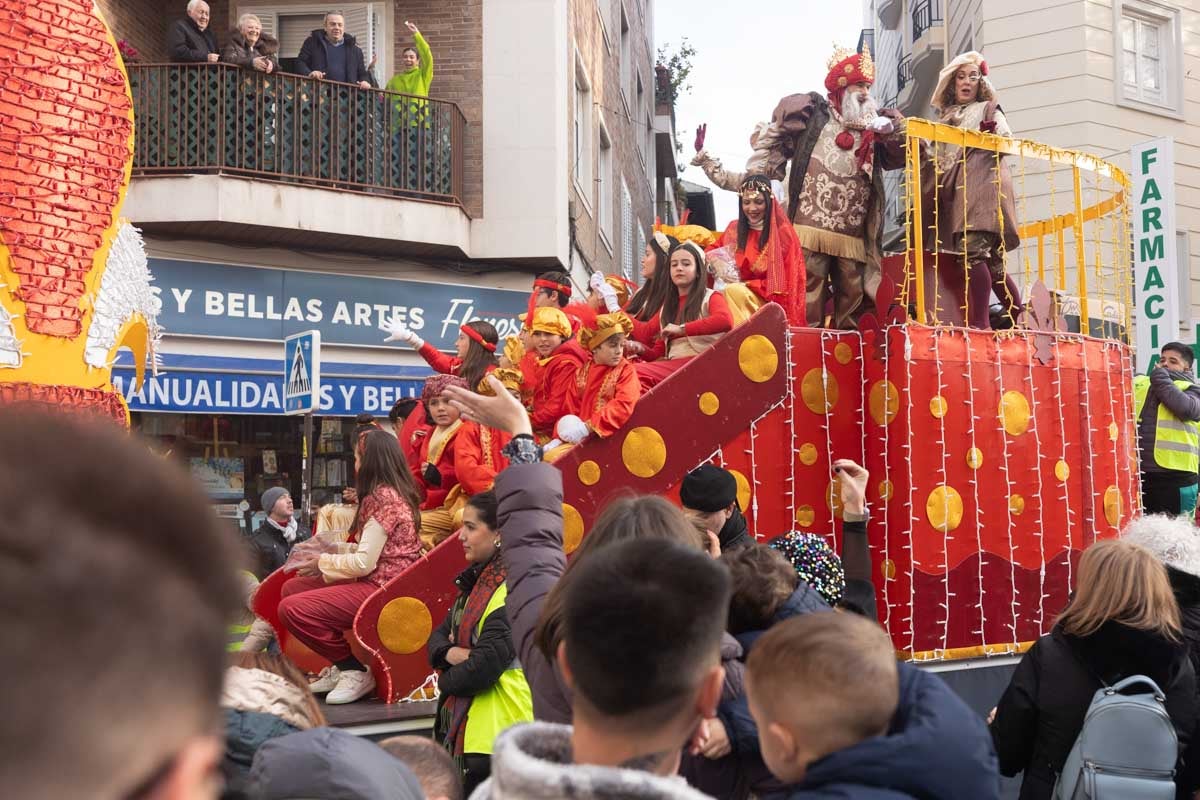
[430,490,533,794]
[633,240,734,390]
[715,174,806,326]
[277,429,423,705]
[382,317,500,391]
[624,231,679,357]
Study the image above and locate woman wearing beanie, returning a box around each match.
[249,488,310,579]
[680,464,753,552]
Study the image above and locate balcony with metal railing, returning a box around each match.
[911,0,944,44]
[123,64,473,257]
[897,54,913,94]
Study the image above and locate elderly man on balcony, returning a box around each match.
[167,0,219,64]
[297,12,372,89]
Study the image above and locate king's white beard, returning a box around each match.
[841,92,879,126]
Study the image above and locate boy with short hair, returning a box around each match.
[380,735,464,800]
[473,538,730,799]
[745,613,1000,798]
[554,312,641,446]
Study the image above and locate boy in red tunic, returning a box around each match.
[454,368,524,495]
[526,307,587,441]
[554,313,641,446]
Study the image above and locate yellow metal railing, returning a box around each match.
[902,119,1132,337]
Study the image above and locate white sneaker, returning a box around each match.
[307,666,341,694]
[326,669,376,705]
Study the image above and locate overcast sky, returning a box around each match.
[654,0,865,224]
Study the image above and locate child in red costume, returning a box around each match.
[554,313,641,446]
[415,374,469,549]
[454,368,524,495]
[635,241,734,391]
[526,307,587,441]
[381,317,500,390]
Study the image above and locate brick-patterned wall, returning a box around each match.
[96,0,231,61]
[569,0,656,277]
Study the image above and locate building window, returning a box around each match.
[574,50,593,202]
[598,121,613,246]
[244,3,387,80]
[621,180,634,279]
[1114,0,1182,116]
[644,111,655,187]
[620,5,631,108]
[634,71,645,163]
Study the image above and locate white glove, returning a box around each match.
[556,414,590,444]
[867,116,894,135]
[590,272,621,312]
[543,438,563,451]
[380,316,423,348]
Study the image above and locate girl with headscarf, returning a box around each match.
[715,174,807,327]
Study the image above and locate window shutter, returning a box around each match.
[276,14,323,59]
[622,181,634,279]
[636,227,646,285]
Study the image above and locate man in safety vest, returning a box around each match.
[1135,342,1200,517]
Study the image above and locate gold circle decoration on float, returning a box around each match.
[377,597,434,655]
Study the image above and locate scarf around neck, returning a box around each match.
[267,515,298,543]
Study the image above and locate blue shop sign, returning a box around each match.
[113,354,430,416]
[149,258,528,349]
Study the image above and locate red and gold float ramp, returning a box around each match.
[260,303,1137,699]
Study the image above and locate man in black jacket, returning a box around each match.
[167,0,219,63]
[297,12,372,88]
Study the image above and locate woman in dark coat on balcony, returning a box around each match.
[221,14,278,74]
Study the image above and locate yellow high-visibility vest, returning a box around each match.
[1134,375,1200,473]
[462,584,534,756]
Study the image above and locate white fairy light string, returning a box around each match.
[960,329,989,651]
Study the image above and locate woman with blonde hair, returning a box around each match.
[220,652,326,793]
[989,538,1198,799]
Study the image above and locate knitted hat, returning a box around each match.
[1122,514,1200,579]
[579,312,634,352]
[529,307,572,339]
[680,464,738,512]
[421,374,469,403]
[769,531,846,606]
[261,486,288,515]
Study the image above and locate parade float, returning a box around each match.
[0,4,1137,704]
[0,0,160,422]
[255,115,1137,702]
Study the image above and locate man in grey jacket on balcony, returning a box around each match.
[297,12,372,89]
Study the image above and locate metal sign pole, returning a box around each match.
[302,411,314,528]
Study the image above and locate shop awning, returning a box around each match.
[112,352,431,417]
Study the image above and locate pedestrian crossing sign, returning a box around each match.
[284,330,321,415]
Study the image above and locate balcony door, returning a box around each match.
[242,3,388,83]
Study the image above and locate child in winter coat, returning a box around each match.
[746,613,1000,799]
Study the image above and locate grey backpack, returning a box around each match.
[1053,675,1178,799]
